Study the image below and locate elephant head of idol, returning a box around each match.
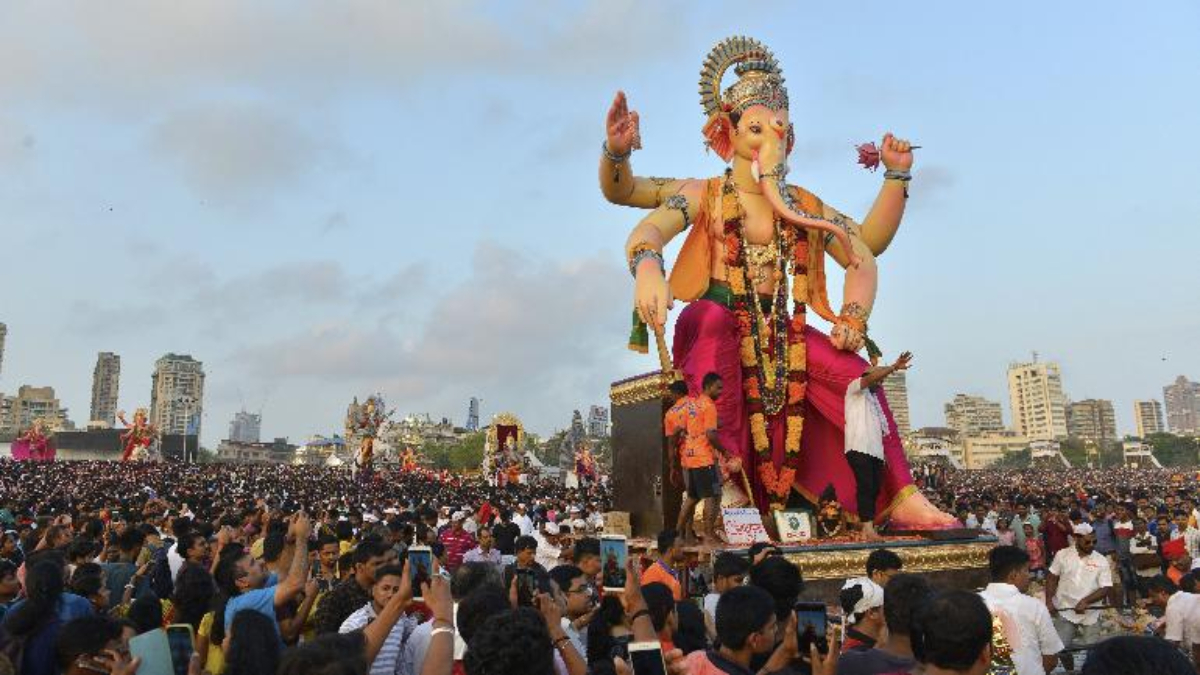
[699,37,859,266]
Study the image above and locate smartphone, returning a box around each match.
[516,568,537,607]
[128,628,173,675]
[628,641,667,675]
[408,545,432,601]
[600,534,628,592]
[794,601,829,654]
[165,624,195,675]
[609,634,632,663]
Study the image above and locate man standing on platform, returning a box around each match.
[844,352,912,540]
[665,373,735,544]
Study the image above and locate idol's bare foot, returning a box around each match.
[890,491,959,530]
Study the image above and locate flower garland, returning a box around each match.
[720,171,809,507]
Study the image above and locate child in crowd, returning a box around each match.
[995,518,1015,546]
[1023,523,1046,579]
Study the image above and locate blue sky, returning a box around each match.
[1,1,1197,447]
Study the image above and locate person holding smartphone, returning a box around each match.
[338,563,418,675]
[55,614,141,675]
[683,585,784,675]
[215,512,312,641]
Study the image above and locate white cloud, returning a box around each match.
[228,242,633,434]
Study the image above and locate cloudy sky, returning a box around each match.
[1,1,1198,447]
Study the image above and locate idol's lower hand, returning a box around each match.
[634,268,672,331]
[830,321,864,352]
[725,456,743,475]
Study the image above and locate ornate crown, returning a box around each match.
[699,35,788,119]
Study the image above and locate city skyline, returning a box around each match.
[1,2,1198,447]
[0,320,1192,446]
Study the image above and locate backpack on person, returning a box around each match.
[148,538,175,599]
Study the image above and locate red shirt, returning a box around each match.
[1041,519,1071,556]
[439,527,477,571]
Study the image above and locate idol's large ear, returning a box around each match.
[702,113,735,163]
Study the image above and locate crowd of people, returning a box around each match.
[0,459,1198,675]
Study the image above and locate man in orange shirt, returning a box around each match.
[665,372,735,544]
[641,529,686,601]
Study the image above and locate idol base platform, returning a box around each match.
[629,534,997,598]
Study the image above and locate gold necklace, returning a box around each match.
[743,243,778,286]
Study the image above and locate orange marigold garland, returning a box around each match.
[718,171,810,503]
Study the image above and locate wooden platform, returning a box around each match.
[629,533,997,599]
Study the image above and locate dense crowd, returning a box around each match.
[0,459,1198,675]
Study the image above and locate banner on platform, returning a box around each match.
[774,510,812,543]
[722,507,770,545]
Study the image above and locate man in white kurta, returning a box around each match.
[980,545,1064,675]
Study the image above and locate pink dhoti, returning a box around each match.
[672,299,915,523]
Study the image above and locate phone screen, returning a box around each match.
[165,625,194,675]
[516,569,537,607]
[628,644,667,675]
[409,548,432,599]
[600,536,628,590]
[795,602,828,653]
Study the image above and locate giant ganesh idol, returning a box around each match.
[601,36,955,531]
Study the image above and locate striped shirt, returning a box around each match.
[339,602,418,675]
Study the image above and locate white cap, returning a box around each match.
[1073,523,1094,536]
[841,577,884,624]
[363,513,379,523]
[452,511,467,522]
[572,518,587,531]
[544,522,560,535]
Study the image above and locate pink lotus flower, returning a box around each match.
[856,142,881,171]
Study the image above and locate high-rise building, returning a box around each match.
[0,385,72,434]
[880,371,911,438]
[465,397,480,432]
[1066,398,1117,445]
[89,352,121,426]
[586,405,610,437]
[1007,360,1069,440]
[0,322,7,381]
[1163,376,1200,435]
[943,394,1005,438]
[150,354,205,437]
[228,410,262,444]
[1133,400,1165,438]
